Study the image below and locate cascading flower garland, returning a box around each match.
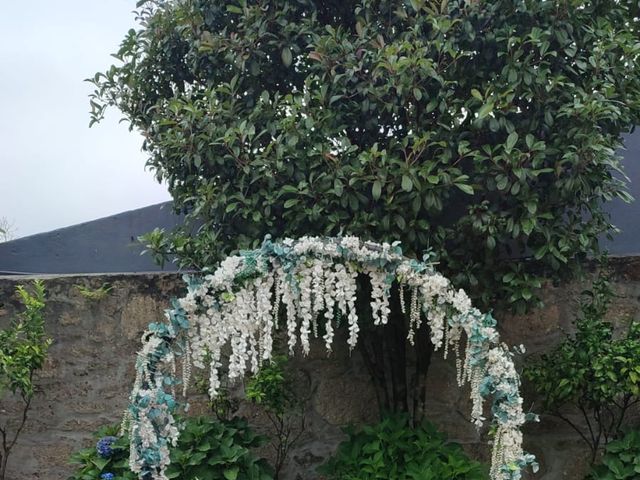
[125,236,538,480]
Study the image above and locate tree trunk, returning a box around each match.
[357,278,433,422]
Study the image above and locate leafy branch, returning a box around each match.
[525,268,640,463]
[0,280,51,480]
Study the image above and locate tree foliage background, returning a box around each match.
[90,0,640,312]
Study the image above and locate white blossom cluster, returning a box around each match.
[128,394,179,479]
[128,331,181,479]
[485,346,529,479]
[127,235,534,480]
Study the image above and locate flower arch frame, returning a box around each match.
[125,236,538,480]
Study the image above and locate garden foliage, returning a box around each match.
[524,271,640,462]
[318,413,488,479]
[0,280,50,480]
[90,0,640,312]
[68,417,273,480]
[68,425,136,480]
[588,429,640,480]
[245,355,305,479]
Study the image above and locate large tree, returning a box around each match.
[90,0,640,313]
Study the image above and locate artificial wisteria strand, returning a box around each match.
[125,236,538,480]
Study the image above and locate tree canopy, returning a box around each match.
[90,0,640,311]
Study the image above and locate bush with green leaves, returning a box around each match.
[245,355,305,479]
[0,280,50,480]
[68,417,274,480]
[90,0,640,312]
[588,429,640,480]
[318,413,487,479]
[68,424,136,480]
[524,271,640,462]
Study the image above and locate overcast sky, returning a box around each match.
[0,1,171,239]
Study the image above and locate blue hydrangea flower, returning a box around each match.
[100,473,115,480]
[96,436,117,458]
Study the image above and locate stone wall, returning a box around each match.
[1,259,640,480]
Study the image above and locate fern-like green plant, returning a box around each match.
[75,283,113,301]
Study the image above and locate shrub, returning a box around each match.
[0,280,51,480]
[588,430,640,480]
[318,413,487,479]
[68,417,274,480]
[68,424,135,480]
[246,355,305,479]
[524,270,640,462]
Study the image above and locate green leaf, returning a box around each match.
[413,88,423,101]
[470,89,483,101]
[401,175,413,192]
[525,200,537,215]
[91,457,110,470]
[372,180,382,200]
[281,47,293,67]
[427,175,439,185]
[496,175,509,191]
[477,102,494,119]
[505,132,519,153]
[226,5,243,14]
[224,466,240,480]
[534,245,548,260]
[525,134,534,149]
[409,0,423,12]
[502,272,515,283]
[455,183,474,195]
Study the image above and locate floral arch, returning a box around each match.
[125,236,538,480]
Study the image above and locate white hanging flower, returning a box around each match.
[345,264,359,351]
[311,258,325,336]
[282,278,298,354]
[298,265,313,355]
[256,272,275,362]
[323,265,337,352]
[368,268,390,326]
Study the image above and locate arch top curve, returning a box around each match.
[126,235,538,480]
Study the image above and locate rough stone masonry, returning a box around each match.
[1,259,640,479]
